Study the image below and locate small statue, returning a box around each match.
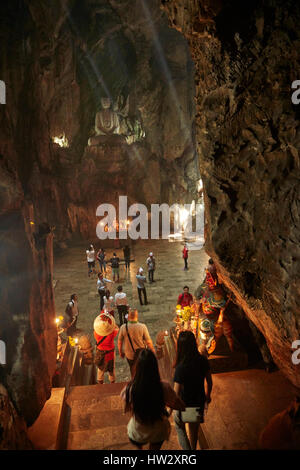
[196,259,234,354]
[88,97,125,146]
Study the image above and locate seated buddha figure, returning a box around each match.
[88,97,125,146]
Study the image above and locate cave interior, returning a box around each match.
[0,0,299,451]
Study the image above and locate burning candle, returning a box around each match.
[164,330,169,336]
[55,318,60,325]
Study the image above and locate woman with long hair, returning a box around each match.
[120,349,185,450]
[173,330,212,450]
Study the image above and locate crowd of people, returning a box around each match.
[61,241,214,450]
[92,307,212,450]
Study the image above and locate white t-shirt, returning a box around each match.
[97,278,112,291]
[86,250,95,263]
[86,249,95,262]
[115,292,128,306]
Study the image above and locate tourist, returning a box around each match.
[182,244,189,270]
[120,349,185,450]
[115,285,129,326]
[136,267,148,305]
[86,244,96,277]
[65,293,79,336]
[173,331,212,450]
[123,245,131,271]
[104,294,115,315]
[94,312,119,384]
[118,309,155,377]
[177,286,193,308]
[146,252,156,283]
[97,272,113,311]
[110,252,120,282]
[96,247,107,274]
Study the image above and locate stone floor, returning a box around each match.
[53,239,208,382]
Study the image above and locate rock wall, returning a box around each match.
[162,0,300,387]
[20,0,199,246]
[0,0,199,438]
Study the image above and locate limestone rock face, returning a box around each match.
[162,0,300,387]
[0,0,198,435]
[0,385,33,449]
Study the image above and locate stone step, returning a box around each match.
[67,416,181,450]
[67,424,132,450]
[68,394,124,415]
[28,387,65,450]
[67,382,125,401]
[69,409,127,433]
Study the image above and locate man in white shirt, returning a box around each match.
[114,285,129,326]
[86,244,96,277]
[97,272,113,310]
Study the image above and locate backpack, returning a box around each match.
[111,257,119,268]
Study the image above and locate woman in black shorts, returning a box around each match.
[173,330,212,450]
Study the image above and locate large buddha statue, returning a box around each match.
[88,97,125,146]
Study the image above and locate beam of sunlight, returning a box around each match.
[62,4,111,100]
[140,0,189,133]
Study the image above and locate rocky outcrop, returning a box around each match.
[0,385,33,449]
[0,0,198,434]
[162,0,300,387]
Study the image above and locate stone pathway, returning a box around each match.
[53,239,208,383]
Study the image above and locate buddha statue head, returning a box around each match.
[100,97,112,109]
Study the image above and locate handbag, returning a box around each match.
[180,407,204,423]
[94,335,108,367]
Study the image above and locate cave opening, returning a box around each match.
[0,0,299,453]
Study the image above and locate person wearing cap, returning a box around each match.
[146,252,156,283]
[118,309,155,377]
[136,268,148,305]
[94,312,119,384]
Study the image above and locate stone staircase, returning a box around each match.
[66,383,132,450]
[28,369,297,450]
[65,383,190,450]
